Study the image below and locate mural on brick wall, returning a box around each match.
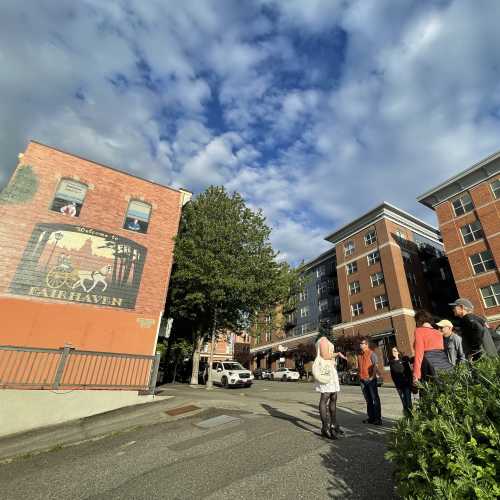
[10,223,147,309]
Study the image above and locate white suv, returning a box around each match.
[209,361,254,388]
[271,367,300,381]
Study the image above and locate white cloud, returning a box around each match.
[1,0,500,264]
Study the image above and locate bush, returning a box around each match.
[386,357,500,499]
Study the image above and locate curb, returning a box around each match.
[0,395,200,463]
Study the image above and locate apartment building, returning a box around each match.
[418,151,500,327]
[326,202,456,368]
[251,248,341,372]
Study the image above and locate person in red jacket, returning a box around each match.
[413,310,452,383]
[357,338,382,425]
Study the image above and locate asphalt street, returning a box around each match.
[0,381,404,499]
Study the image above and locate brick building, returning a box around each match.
[327,202,456,371]
[418,151,500,328]
[250,202,457,379]
[0,141,191,356]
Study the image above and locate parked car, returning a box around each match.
[253,368,271,380]
[209,361,254,388]
[339,368,383,387]
[271,367,300,381]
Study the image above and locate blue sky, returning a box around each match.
[1,0,500,264]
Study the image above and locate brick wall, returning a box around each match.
[0,141,186,354]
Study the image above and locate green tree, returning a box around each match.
[169,339,193,383]
[168,186,294,385]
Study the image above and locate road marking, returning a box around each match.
[116,451,126,456]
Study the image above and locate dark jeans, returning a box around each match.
[360,379,381,422]
[396,386,412,415]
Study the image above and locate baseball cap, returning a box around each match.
[436,319,453,328]
[448,298,474,309]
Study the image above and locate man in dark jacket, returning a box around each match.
[450,298,496,360]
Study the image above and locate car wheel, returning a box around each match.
[271,374,274,380]
[222,376,229,388]
[282,375,287,382]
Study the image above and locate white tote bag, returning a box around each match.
[312,353,331,384]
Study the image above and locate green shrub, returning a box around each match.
[386,357,500,499]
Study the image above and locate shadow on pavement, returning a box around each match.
[261,402,398,499]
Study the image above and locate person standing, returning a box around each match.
[449,298,497,360]
[357,339,382,425]
[315,334,347,439]
[435,319,465,366]
[389,347,412,415]
[413,310,452,383]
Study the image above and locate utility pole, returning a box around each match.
[205,307,218,390]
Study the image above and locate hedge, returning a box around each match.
[386,357,500,499]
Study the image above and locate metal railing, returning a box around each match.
[0,345,160,393]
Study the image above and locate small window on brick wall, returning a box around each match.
[50,179,88,217]
[491,178,500,199]
[124,200,151,234]
[452,193,474,216]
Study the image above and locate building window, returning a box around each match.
[124,200,152,234]
[299,289,308,302]
[411,294,423,309]
[460,220,483,244]
[346,261,358,275]
[344,241,355,256]
[371,272,384,287]
[406,272,417,285]
[402,251,411,265]
[317,280,331,295]
[374,295,389,310]
[319,299,329,312]
[395,230,406,240]
[265,331,271,342]
[351,302,363,317]
[367,251,380,266]
[50,179,88,217]
[480,283,500,308]
[316,265,326,278]
[470,251,496,274]
[301,323,310,335]
[349,280,361,295]
[300,306,309,318]
[491,178,500,199]
[364,230,376,245]
[452,193,474,216]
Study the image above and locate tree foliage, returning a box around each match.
[168,186,296,381]
[386,357,500,499]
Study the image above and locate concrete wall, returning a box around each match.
[0,389,163,437]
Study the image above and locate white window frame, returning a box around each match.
[299,289,308,302]
[300,306,309,318]
[316,265,326,278]
[491,178,500,199]
[344,241,355,256]
[374,295,389,310]
[351,302,363,317]
[346,261,358,275]
[349,280,361,295]
[301,323,309,335]
[406,272,417,285]
[460,220,483,244]
[364,230,376,246]
[470,251,496,274]
[367,251,380,266]
[370,272,384,287]
[480,283,500,308]
[452,193,474,217]
[395,230,406,240]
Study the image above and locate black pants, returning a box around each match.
[360,379,381,422]
[396,386,412,415]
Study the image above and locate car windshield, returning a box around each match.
[223,363,244,370]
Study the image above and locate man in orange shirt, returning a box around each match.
[357,338,382,425]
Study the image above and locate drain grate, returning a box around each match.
[165,404,200,416]
[195,415,240,429]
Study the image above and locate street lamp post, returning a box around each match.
[45,232,63,271]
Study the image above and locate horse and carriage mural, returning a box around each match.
[10,223,147,309]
